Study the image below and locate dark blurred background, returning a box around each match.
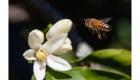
[9,0,131,80]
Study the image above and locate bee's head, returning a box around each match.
[84,19,90,27]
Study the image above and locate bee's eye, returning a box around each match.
[85,19,89,25]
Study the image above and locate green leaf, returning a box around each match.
[33,67,130,80]
[31,72,58,80]
[46,66,71,79]
[89,62,131,79]
[91,49,131,66]
[63,67,130,80]
[31,75,35,80]
[45,72,56,80]
[58,51,78,64]
[43,24,53,33]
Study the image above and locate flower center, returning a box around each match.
[36,48,48,61]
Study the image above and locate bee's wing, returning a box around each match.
[101,18,112,23]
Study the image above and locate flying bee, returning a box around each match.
[84,18,112,39]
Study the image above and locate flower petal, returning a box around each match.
[42,34,67,54]
[47,54,72,71]
[33,61,46,80]
[76,42,93,59]
[65,38,72,44]
[46,19,72,40]
[54,38,72,55]
[23,49,36,60]
[28,29,44,51]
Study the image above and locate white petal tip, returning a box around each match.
[60,19,72,27]
[33,61,46,80]
[28,29,44,50]
[57,44,72,54]
[46,19,72,39]
[61,65,72,71]
[23,49,36,60]
[47,55,72,72]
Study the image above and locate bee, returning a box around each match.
[84,18,112,39]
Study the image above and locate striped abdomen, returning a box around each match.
[85,18,111,32]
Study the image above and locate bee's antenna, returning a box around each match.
[80,18,86,22]
[81,20,85,22]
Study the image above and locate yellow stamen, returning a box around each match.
[36,48,48,61]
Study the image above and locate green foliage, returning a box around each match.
[43,67,130,80]
[46,66,71,79]
[45,72,56,80]
[89,63,130,79]
[63,67,115,80]
[43,24,53,33]
[91,49,131,66]
[58,51,77,64]
[31,75,35,80]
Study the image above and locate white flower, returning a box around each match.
[23,19,73,80]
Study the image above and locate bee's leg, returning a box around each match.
[98,33,102,39]
[95,30,102,39]
[92,31,94,34]
[88,28,95,34]
[102,31,107,37]
[88,28,93,32]
[88,28,91,31]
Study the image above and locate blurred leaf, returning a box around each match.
[32,66,130,80]
[43,23,53,33]
[90,62,130,79]
[58,51,78,64]
[31,75,35,80]
[32,72,57,80]
[45,72,56,80]
[47,66,71,79]
[116,18,131,48]
[63,67,130,80]
[91,49,131,66]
